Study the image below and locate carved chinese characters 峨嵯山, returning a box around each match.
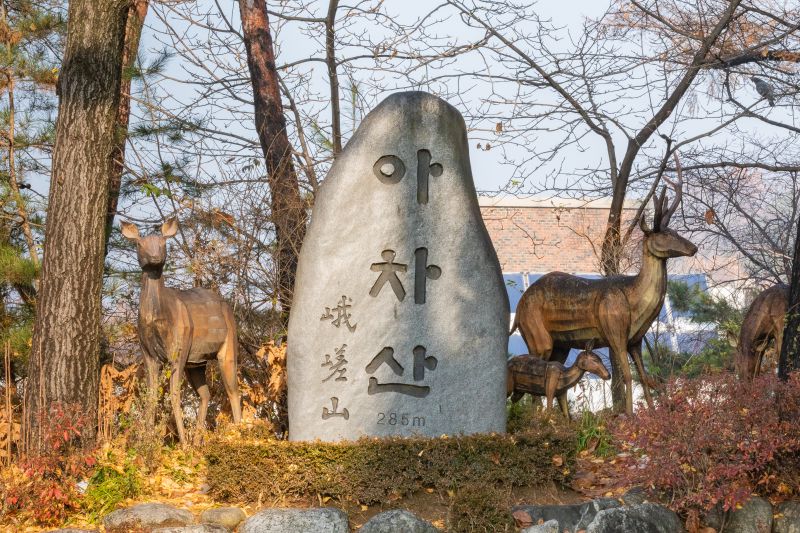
[321,344,348,382]
[322,397,349,420]
[321,295,357,332]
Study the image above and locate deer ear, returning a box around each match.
[120,221,140,241]
[161,217,178,238]
[639,214,652,234]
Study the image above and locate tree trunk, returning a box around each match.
[779,213,800,379]
[104,0,149,254]
[239,0,308,327]
[23,0,128,451]
[325,0,341,156]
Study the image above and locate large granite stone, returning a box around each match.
[288,91,509,441]
[240,508,349,533]
[358,509,440,532]
[103,503,194,531]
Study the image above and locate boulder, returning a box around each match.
[200,507,247,530]
[153,526,228,533]
[358,509,439,532]
[586,503,683,533]
[103,503,194,531]
[775,501,800,533]
[621,486,648,506]
[512,499,620,532]
[240,508,349,533]
[521,519,560,533]
[723,496,773,533]
[287,91,509,441]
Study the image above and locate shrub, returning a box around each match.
[82,449,141,522]
[506,395,538,434]
[0,403,96,526]
[575,410,614,457]
[205,421,575,505]
[447,484,514,532]
[611,373,800,515]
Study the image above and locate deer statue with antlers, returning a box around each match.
[510,168,697,414]
[122,218,242,445]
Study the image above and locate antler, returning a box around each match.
[659,151,683,228]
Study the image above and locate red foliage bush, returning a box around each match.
[611,373,800,514]
[1,403,96,526]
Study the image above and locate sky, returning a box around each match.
[134,0,612,195]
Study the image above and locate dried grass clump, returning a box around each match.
[205,421,575,505]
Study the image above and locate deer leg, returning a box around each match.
[522,316,553,360]
[544,363,563,415]
[169,361,187,446]
[599,292,633,414]
[186,365,210,445]
[143,353,160,427]
[629,341,654,409]
[218,310,242,424]
[557,393,570,420]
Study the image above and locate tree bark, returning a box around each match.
[779,213,800,379]
[104,0,149,255]
[239,0,308,326]
[23,0,128,451]
[325,0,341,156]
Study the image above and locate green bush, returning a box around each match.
[575,411,614,457]
[83,461,141,522]
[205,425,575,505]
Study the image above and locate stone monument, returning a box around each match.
[287,91,509,441]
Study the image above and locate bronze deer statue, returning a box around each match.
[510,175,697,414]
[122,218,242,445]
[735,284,788,380]
[507,349,610,417]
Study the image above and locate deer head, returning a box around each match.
[574,350,611,380]
[121,218,178,272]
[639,154,697,259]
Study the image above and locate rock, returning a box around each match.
[153,526,228,533]
[358,509,439,532]
[521,519,559,533]
[775,501,800,533]
[200,507,247,530]
[288,91,509,441]
[512,499,620,532]
[586,503,683,533]
[722,496,773,533]
[103,503,194,531]
[240,508,349,533]
[621,486,648,506]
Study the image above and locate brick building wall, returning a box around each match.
[479,197,642,274]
